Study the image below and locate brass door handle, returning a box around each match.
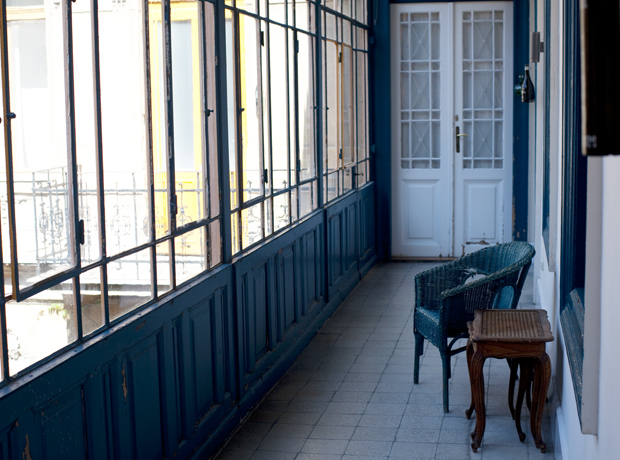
[456,126,468,153]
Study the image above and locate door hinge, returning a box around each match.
[295,39,299,53]
[171,194,178,215]
[264,168,269,184]
[78,219,85,245]
[260,30,265,46]
[339,51,342,63]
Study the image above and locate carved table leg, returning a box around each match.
[508,358,518,419]
[465,340,475,420]
[470,351,486,453]
[531,353,551,453]
[515,359,533,442]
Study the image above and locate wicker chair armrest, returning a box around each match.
[414,265,469,311]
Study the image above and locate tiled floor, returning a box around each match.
[215,262,552,460]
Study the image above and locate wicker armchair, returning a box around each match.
[413,242,535,413]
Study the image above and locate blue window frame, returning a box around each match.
[559,0,587,421]
[541,0,550,262]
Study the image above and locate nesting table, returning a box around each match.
[465,309,554,453]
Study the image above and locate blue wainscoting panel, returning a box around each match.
[0,185,377,460]
[127,335,164,460]
[36,385,88,460]
[0,423,15,460]
[327,192,361,301]
[359,183,377,276]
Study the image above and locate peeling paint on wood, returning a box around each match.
[121,365,128,401]
[23,434,32,460]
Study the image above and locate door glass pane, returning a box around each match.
[400,11,440,170]
[7,14,77,289]
[462,9,505,169]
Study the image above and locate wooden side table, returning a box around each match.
[466,309,553,453]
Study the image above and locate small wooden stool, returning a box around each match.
[465,309,553,453]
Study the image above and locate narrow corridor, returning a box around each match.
[216,262,552,460]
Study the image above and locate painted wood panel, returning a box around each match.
[359,183,377,275]
[37,385,87,460]
[127,335,164,460]
[327,192,360,300]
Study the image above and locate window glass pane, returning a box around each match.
[288,31,296,187]
[357,160,368,186]
[150,1,170,238]
[7,14,77,289]
[0,78,10,297]
[80,268,104,336]
[326,170,338,202]
[231,212,240,254]
[356,50,367,164]
[269,0,285,24]
[241,203,263,248]
[73,0,101,265]
[209,220,222,268]
[7,286,76,375]
[299,181,314,217]
[342,0,351,18]
[264,198,273,237]
[239,14,263,202]
[298,33,316,181]
[171,5,206,227]
[101,0,151,254]
[270,24,289,192]
[325,40,339,173]
[238,0,257,14]
[205,3,220,219]
[296,0,311,32]
[108,248,152,321]
[261,23,270,197]
[342,44,354,165]
[175,227,206,285]
[225,12,239,210]
[273,192,290,231]
[156,241,172,296]
[290,187,298,222]
[343,167,352,192]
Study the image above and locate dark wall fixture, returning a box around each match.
[580,0,620,155]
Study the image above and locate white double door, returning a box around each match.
[391,2,513,258]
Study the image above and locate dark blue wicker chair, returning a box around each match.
[413,242,535,413]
